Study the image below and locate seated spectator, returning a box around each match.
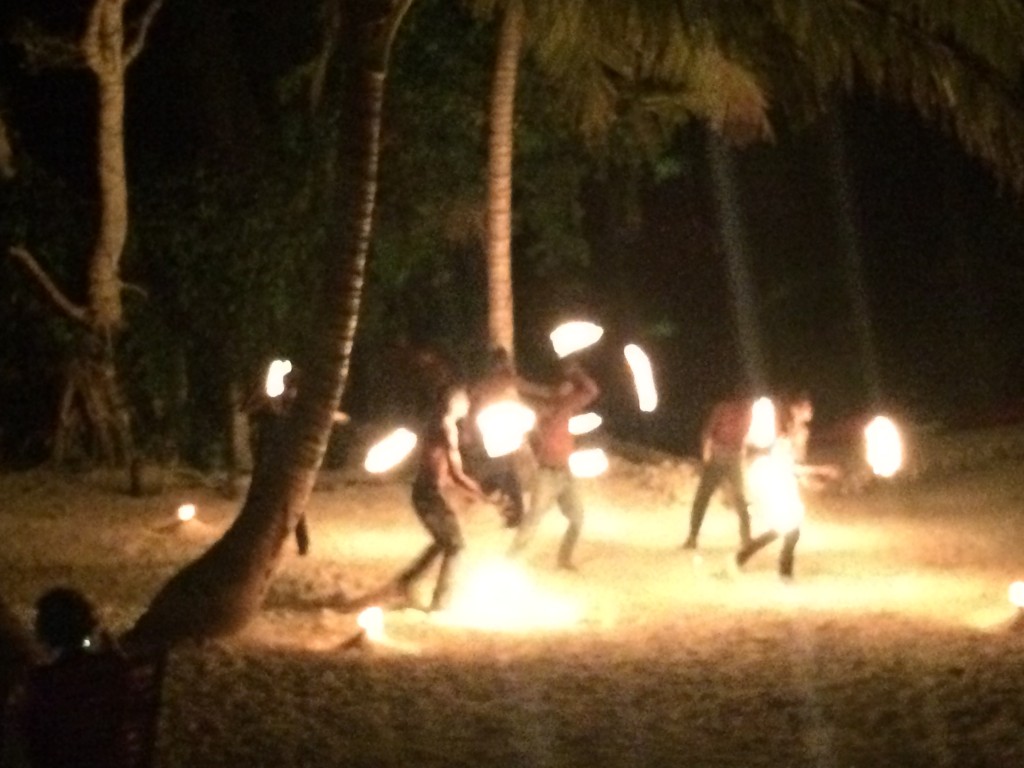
[32,587,114,661]
[11,587,164,768]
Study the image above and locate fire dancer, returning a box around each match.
[682,392,754,551]
[464,347,548,528]
[396,385,492,612]
[509,358,600,571]
[735,418,805,580]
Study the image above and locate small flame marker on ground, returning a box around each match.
[1010,581,1024,631]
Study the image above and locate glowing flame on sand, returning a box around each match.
[176,504,196,523]
[569,448,609,478]
[624,344,657,412]
[433,559,581,632]
[477,400,536,458]
[747,397,777,450]
[364,428,418,473]
[265,359,292,397]
[550,321,604,358]
[568,412,602,436]
[1009,581,1024,609]
[865,415,903,478]
[357,607,386,642]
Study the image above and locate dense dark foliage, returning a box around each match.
[1,0,1023,466]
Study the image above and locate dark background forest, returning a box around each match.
[2,0,1023,469]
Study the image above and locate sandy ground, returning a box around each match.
[1,455,1023,767]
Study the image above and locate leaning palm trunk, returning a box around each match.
[485,0,523,356]
[124,0,415,648]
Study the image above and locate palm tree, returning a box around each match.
[125,0,415,647]
[485,0,525,355]
[469,0,1024,357]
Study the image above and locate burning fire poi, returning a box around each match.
[357,606,387,642]
[747,396,777,451]
[1009,581,1024,609]
[364,428,418,474]
[865,415,903,478]
[568,412,602,436]
[569,447,609,478]
[265,359,293,398]
[550,321,604,358]
[624,344,657,412]
[476,400,536,458]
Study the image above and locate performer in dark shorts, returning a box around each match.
[683,395,754,550]
[398,385,490,612]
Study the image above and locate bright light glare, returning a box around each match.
[265,359,292,397]
[476,400,536,458]
[176,503,196,523]
[1010,581,1024,609]
[550,321,604,358]
[746,444,803,533]
[436,559,581,631]
[568,412,602,436]
[569,447,609,478]
[357,607,386,642]
[364,428,418,473]
[747,396,777,450]
[624,344,657,412]
[865,415,903,478]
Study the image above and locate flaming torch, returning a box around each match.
[747,397,777,451]
[568,412,602,436]
[550,321,604,359]
[476,400,536,458]
[364,428,418,474]
[265,359,293,397]
[357,606,387,643]
[1010,581,1024,631]
[569,447,609,478]
[624,344,657,413]
[865,415,903,478]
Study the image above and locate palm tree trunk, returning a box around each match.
[486,0,524,356]
[124,0,415,648]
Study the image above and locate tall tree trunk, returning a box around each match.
[8,0,162,469]
[86,10,129,334]
[124,0,415,648]
[485,1,523,356]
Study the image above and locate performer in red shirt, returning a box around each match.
[509,358,599,571]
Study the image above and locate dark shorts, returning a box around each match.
[412,483,464,551]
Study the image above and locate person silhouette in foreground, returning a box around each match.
[397,385,492,612]
[14,587,134,768]
[509,357,599,571]
[682,392,754,551]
